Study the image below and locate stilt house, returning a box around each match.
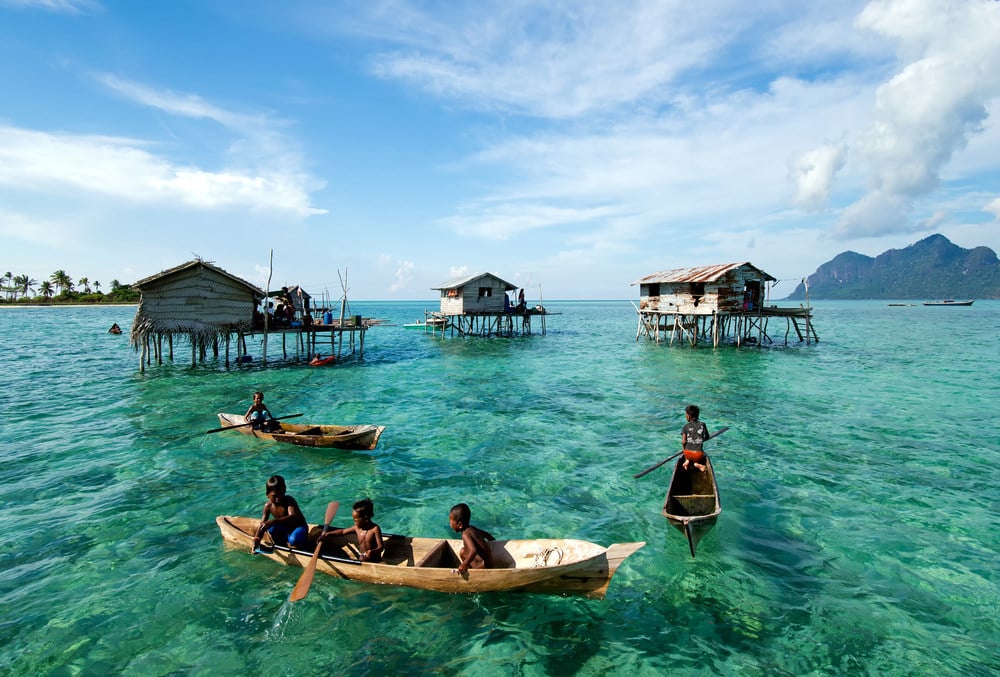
[633,262,817,346]
[635,262,774,314]
[426,272,545,337]
[130,259,264,369]
[433,272,517,315]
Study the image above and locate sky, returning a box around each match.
[2,0,999,301]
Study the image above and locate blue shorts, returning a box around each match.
[267,524,309,549]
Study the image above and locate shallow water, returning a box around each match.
[1,300,998,675]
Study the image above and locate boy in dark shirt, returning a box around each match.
[681,404,710,472]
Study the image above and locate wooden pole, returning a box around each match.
[263,249,272,367]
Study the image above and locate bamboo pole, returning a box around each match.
[263,249,273,367]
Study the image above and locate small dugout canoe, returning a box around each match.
[216,515,644,599]
[216,413,385,450]
[662,456,721,557]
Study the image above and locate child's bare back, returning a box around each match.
[449,503,496,574]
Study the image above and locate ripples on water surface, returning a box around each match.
[1,301,998,675]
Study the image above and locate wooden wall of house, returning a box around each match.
[439,278,508,315]
[136,268,255,327]
[639,268,764,314]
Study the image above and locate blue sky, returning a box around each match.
[2,0,999,300]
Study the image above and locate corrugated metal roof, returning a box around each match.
[432,272,518,291]
[632,262,775,285]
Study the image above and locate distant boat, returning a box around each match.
[923,300,974,306]
[887,303,917,306]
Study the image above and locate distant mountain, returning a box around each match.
[784,234,1000,299]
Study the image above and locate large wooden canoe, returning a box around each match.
[216,515,644,599]
[662,456,721,557]
[216,413,385,450]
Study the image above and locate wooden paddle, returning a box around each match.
[204,413,304,434]
[633,426,730,479]
[289,501,339,602]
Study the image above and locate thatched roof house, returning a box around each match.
[130,259,264,349]
[633,262,777,315]
[432,272,518,315]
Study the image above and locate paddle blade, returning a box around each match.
[289,501,339,602]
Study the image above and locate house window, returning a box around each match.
[691,282,705,307]
[446,289,458,297]
[646,283,660,297]
[478,287,492,298]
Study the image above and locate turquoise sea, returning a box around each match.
[1,300,998,676]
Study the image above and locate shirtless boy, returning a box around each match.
[319,498,384,562]
[252,475,308,550]
[449,503,495,574]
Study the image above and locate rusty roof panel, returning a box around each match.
[632,262,775,285]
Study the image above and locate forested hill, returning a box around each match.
[784,234,1000,300]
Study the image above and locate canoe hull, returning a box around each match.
[216,515,643,599]
[216,413,384,450]
[662,456,721,557]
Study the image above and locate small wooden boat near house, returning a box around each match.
[403,316,449,331]
[216,515,644,599]
[662,456,721,557]
[216,413,384,450]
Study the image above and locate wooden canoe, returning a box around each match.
[662,456,721,557]
[216,413,385,450]
[216,515,644,599]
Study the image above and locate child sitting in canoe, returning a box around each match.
[449,503,496,574]
[244,391,278,431]
[252,475,308,550]
[318,498,384,563]
[681,404,711,472]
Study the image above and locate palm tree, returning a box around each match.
[50,270,73,296]
[93,280,102,294]
[110,279,121,292]
[11,275,24,301]
[79,277,91,294]
[2,272,11,301]
[17,275,36,299]
[39,280,54,300]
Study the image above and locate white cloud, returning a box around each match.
[0,125,325,216]
[790,143,848,211]
[355,1,790,119]
[834,0,1000,239]
[389,260,415,292]
[447,265,470,280]
[0,207,76,247]
[985,198,1000,220]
